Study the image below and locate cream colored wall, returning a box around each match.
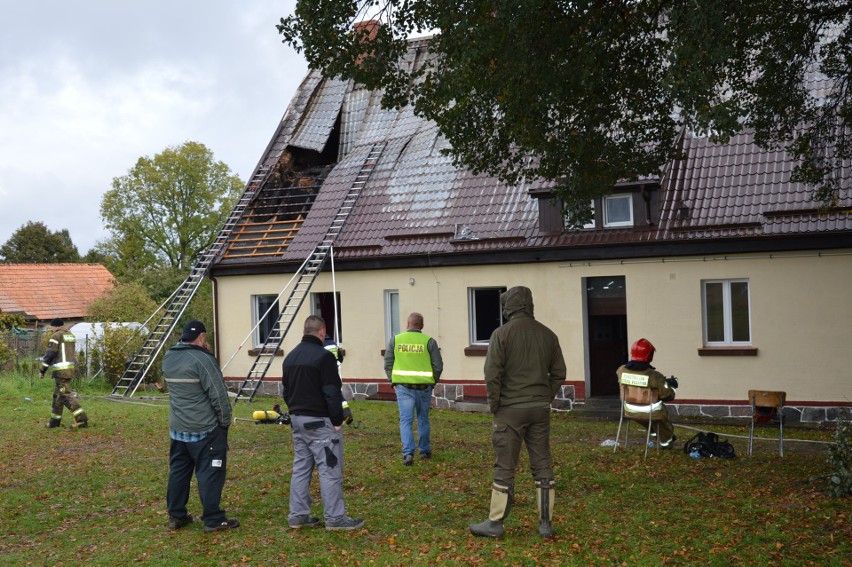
[559,251,852,402]
[214,249,852,403]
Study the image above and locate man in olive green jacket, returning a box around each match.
[470,286,566,539]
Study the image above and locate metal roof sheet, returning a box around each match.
[289,77,349,152]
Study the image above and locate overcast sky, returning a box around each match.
[0,0,306,254]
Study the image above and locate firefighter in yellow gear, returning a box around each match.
[40,319,88,428]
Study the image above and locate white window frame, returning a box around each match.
[251,294,279,348]
[468,287,506,344]
[384,289,400,343]
[603,194,633,227]
[702,279,752,346]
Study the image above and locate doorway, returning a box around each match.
[585,276,627,397]
[312,292,342,343]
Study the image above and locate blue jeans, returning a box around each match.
[395,385,433,456]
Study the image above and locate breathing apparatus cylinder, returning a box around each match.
[253,410,282,422]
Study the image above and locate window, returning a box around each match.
[603,194,633,227]
[469,287,507,343]
[564,200,596,230]
[311,292,343,342]
[702,279,751,345]
[252,295,280,347]
[384,290,400,342]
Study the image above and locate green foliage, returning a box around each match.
[0,337,16,370]
[0,313,25,332]
[0,221,80,263]
[0,398,847,564]
[87,324,160,386]
[100,141,243,273]
[279,1,851,210]
[827,414,852,497]
[86,281,158,323]
[0,313,26,369]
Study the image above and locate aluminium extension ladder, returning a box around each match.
[232,141,386,404]
[109,166,272,398]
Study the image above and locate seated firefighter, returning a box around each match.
[615,338,678,449]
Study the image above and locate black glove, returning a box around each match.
[39,369,46,379]
[342,401,354,425]
[665,376,679,389]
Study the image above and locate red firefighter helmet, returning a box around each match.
[630,338,656,362]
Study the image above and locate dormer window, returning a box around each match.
[535,182,658,234]
[603,194,634,227]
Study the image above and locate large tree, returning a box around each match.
[101,141,243,272]
[278,1,851,216]
[86,281,159,323]
[0,221,80,263]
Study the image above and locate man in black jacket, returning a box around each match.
[282,315,364,531]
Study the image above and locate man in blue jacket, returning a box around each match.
[283,315,364,531]
[163,320,238,534]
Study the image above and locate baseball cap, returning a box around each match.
[181,320,207,341]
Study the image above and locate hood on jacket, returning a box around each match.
[500,286,535,320]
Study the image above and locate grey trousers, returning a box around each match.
[288,414,346,523]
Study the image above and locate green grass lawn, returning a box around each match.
[0,373,848,566]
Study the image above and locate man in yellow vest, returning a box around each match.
[384,312,443,466]
[40,318,88,428]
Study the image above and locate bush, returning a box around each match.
[86,281,158,322]
[88,324,162,387]
[0,313,26,370]
[827,413,852,497]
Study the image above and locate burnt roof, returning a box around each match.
[214,41,851,273]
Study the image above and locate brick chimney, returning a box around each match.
[353,19,381,66]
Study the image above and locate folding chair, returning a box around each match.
[613,373,662,458]
[748,390,786,457]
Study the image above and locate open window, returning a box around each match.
[468,287,507,344]
[311,291,343,343]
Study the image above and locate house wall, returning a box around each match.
[214,249,852,419]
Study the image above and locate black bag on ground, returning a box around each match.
[683,432,736,459]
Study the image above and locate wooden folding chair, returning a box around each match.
[613,374,662,458]
[747,390,786,457]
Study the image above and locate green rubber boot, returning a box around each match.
[470,484,511,538]
[536,479,555,539]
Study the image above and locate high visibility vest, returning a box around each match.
[390,331,435,385]
[324,343,341,366]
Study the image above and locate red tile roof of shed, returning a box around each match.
[0,264,114,321]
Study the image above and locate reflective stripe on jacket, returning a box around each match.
[616,365,674,417]
[163,342,232,432]
[42,329,76,372]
